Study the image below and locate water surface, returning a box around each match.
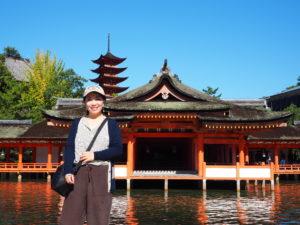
[0,181,299,224]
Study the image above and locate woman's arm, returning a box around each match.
[94,119,123,160]
[63,118,80,175]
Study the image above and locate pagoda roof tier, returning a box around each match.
[91,66,127,75]
[106,101,230,112]
[102,85,129,94]
[247,125,300,140]
[91,75,128,84]
[92,52,126,66]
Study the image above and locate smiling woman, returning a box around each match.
[59,85,123,225]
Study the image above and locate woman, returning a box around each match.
[60,85,123,225]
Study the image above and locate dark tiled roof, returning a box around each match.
[0,122,32,138]
[106,101,230,112]
[223,99,267,108]
[43,107,86,120]
[20,120,69,139]
[109,74,219,102]
[43,72,292,123]
[54,98,84,110]
[226,105,291,122]
[248,125,300,140]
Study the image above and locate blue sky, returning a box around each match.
[1,0,299,99]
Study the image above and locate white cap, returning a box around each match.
[83,85,106,99]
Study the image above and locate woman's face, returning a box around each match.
[84,92,105,116]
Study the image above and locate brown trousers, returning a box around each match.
[60,165,112,225]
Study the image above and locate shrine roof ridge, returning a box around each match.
[248,125,300,140]
[0,120,32,125]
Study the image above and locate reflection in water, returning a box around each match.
[0,181,300,224]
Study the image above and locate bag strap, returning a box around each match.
[74,117,108,170]
[86,117,108,152]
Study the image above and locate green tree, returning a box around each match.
[0,54,27,119]
[3,46,21,59]
[0,48,87,122]
[19,50,87,123]
[283,104,300,125]
[202,86,222,98]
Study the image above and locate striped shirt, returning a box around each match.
[74,116,110,166]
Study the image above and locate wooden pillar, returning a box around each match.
[164,179,168,191]
[270,180,275,191]
[262,180,266,189]
[18,146,23,169]
[197,134,204,176]
[127,135,135,176]
[18,173,22,182]
[274,146,279,171]
[47,173,51,183]
[236,180,241,192]
[202,179,207,191]
[236,162,240,191]
[239,138,245,166]
[47,144,52,169]
[244,144,249,164]
[127,179,131,191]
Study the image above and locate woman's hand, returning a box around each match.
[80,152,95,163]
[65,174,75,184]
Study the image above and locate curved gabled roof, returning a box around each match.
[109,73,222,103]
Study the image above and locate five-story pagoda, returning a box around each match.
[91,34,128,98]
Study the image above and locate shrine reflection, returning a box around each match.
[0,181,300,224]
[112,183,300,224]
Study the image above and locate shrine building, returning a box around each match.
[1,48,300,191]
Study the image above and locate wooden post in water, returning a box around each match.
[202,179,207,191]
[47,173,51,183]
[270,180,274,191]
[164,179,168,191]
[18,173,22,182]
[276,174,280,183]
[262,180,266,189]
[127,179,131,191]
[236,180,241,192]
[245,180,250,190]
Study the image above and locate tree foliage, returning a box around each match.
[3,46,21,59]
[0,54,27,119]
[202,86,222,98]
[283,104,300,125]
[20,50,87,122]
[0,48,87,123]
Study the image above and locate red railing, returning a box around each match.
[0,163,60,173]
[276,164,300,174]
